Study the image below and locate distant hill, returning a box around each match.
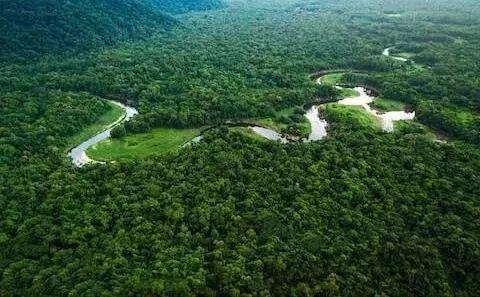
[146,0,224,14]
[0,0,177,62]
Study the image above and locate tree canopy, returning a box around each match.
[1,0,480,295]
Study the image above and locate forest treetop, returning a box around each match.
[0,0,480,295]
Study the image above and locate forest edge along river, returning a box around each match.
[314,71,415,133]
[336,87,415,132]
[67,105,325,166]
[67,83,415,166]
[68,100,138,167]
[68,51,415,167]
[67,81,414,166]
[382,47,408,62]
[304,105,328,141]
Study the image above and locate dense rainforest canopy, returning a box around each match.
[0,0,479,296]
[0,0,223,63]
[145,0,224,14]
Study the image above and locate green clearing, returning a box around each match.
[339,87,360,98]
[319,73,344,85]
[453,109,478,125]
[395,120,428,134]
[65,101,125,150]
[87,127,201,161]
[394,120,449,142]
[229,127,269,142]
[370,97,406,112]
[324,103,379,129]
[256,107,310,135]
[319,73,360,98]
[397,52,415,59]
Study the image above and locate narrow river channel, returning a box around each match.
[382,47,408,62]
[68,67,416,166]
[250,126,288,142]
[68,101,138,167]
[337,87,415,132]
[304,105,328,141]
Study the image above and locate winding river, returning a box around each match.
[382,47,408,62]
[68,101,138,167]
[68,66,415,166]
[304,105,328,141]
[337,87,415,132]
[313,75,415,133]
[250,126,289,143]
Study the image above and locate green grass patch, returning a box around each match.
[339,87,360,98]
[66,101,125,150]
[256,118,283,131]
[275,107,299,118]
[256,107,310,135]
[229,127,269,142]
[87,127,201,161]
[370,98,406,112]
[319,73,344,85]
[452,109,478,125]
[397,52,415,59]
[395,120,427,134]
[395,120,450,142]
[318,73,361,99]
[324,104,378,130]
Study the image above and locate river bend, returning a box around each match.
[68,101,138,167]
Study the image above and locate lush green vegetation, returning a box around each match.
[0,0,178,63]
[228,127,270,142]
[318,73,360,98]
[66,101,125,150]
[0,0,222,63]
[1,0,480,295]
[146,0,223,14]
[370,97,406,112]
[319,73,344,85]
[417,102,480,143]
[88,127,201,161]
[3,128,480,296]
[256,107,310,138]
[0,90,114,165]
[324,104,379,130]
[394,120,445,141]
[339,87,360,98]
